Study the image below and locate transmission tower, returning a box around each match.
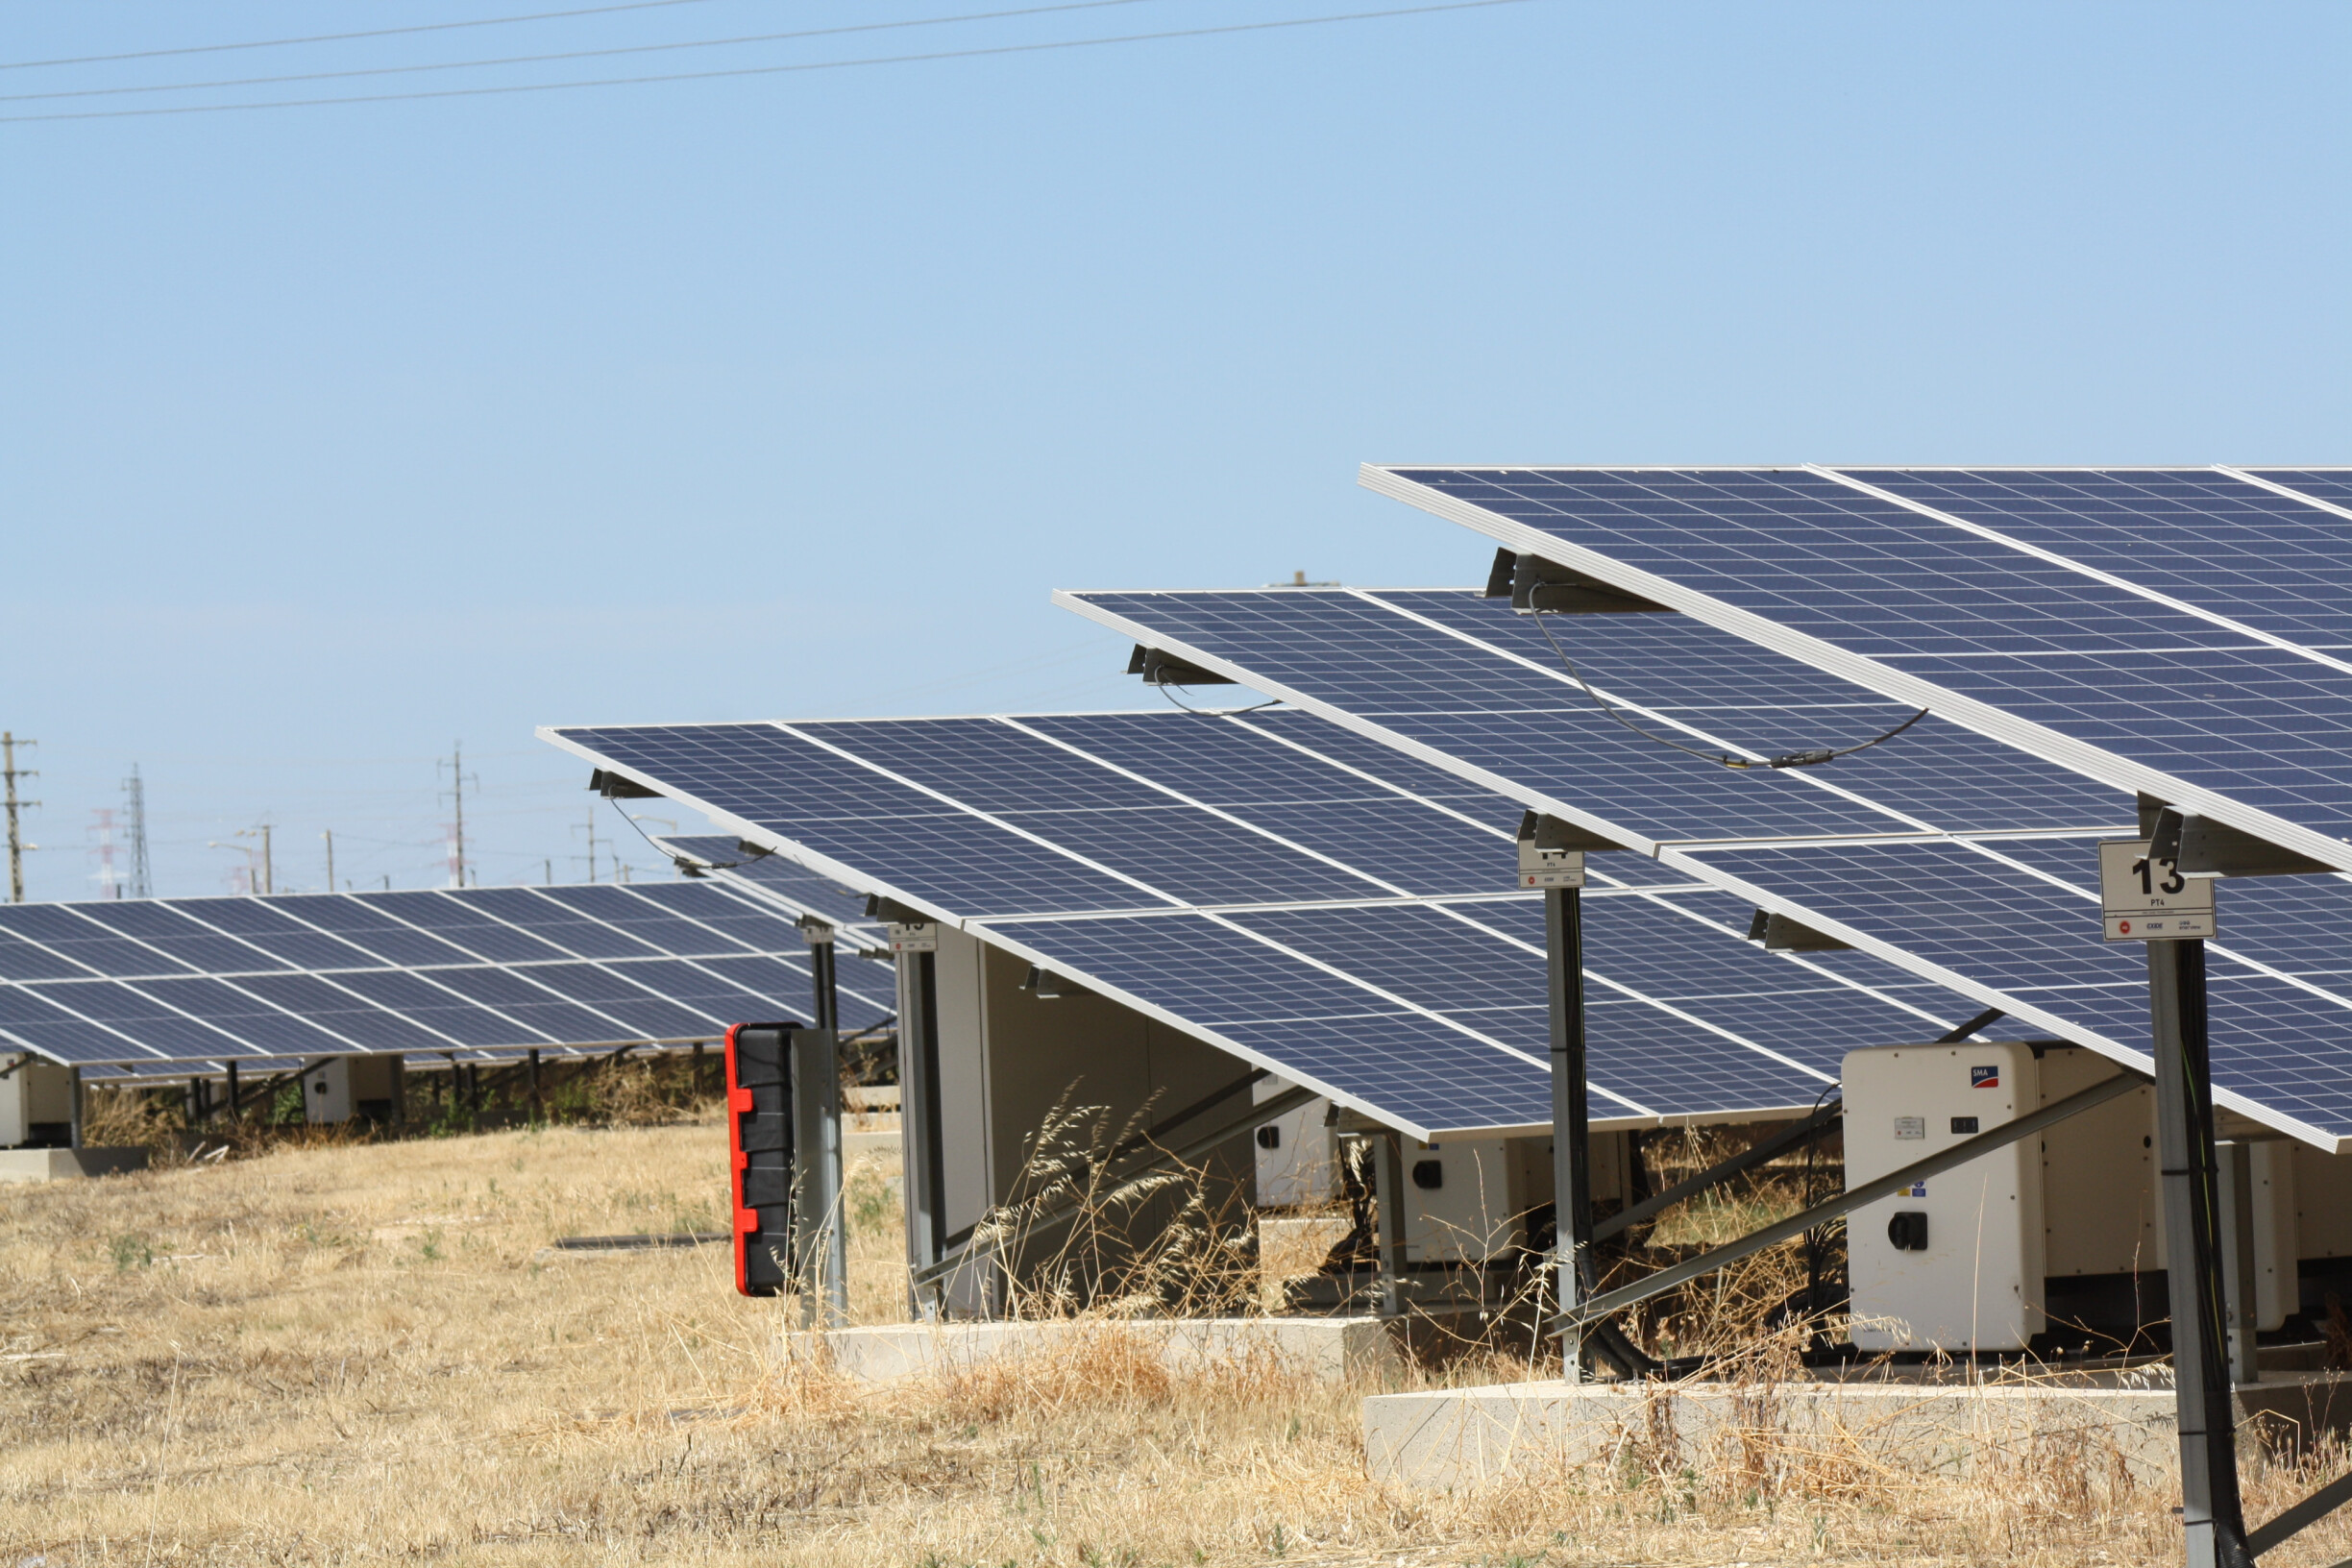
[90,808,121,898]
[124,765,152,898]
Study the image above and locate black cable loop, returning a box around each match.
[1154,683,1283,718]
[1528,609,1928,770]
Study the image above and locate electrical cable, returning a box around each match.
[0,0,1171,104]
[1528,607,1928,771]
[1153,682,1282,718]
[0,0,1539,122]
[0,0,731,72]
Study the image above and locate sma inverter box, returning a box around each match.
[1844,1042,2046,1353]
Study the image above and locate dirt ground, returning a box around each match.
[5,1119,2349,1566]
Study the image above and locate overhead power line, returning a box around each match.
[0,0,730,72]
[0,0,1537,123]
[0,0,1166,104]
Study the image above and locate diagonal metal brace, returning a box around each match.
[1594,1100,1843,1243]
[2246,1470,2352,1558]
[1552,1067,2147,1337]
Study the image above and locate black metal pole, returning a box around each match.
[225,1061,239,1129]
[811,937,839,1033]
[1546,884,1593,1381]
[2148,937,2251,1568]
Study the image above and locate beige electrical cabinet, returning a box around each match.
[301,1055,403,1125]
[1252,1078,1340,1211]
[1398,1128,1622,1265]
[1845,1042,2046,1352]
[0,1056,75,1147]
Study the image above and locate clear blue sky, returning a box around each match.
[5,0,2346,900]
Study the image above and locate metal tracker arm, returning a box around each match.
[1552,1068,2145,1336]
[1593,1100,1843,1243]
[911,1081,1320,1291]
[2246,1470,2352,1558]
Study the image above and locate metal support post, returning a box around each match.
[2216,1139,2260,1387]
[896,945,948,1316]
[224,1061,239,1128]
[2148,938,2251,1568]
[1371,1129,1407,1318]
[527,1048,543,1121]
[67,1066,82,1150]
[804,921,840,1033]
[791,1027,846,1327]
[1545,884,1593,1382]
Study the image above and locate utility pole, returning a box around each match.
[3,733,38,904]
[260,822,272,894]
[439,743,478,889]
[323,829,335,892]
[123,766,152,898]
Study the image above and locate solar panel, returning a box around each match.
[1056,585,2352,1147]
[546,710,1999,1138]
[0,881,878,1069]
[1360,464,2352,872]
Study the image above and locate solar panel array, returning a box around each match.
[0,881,893,1071]
[544,709,2002,1139]
[1359,465,2352,875]
[1056,585,2352,1148]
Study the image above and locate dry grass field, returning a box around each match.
[7,1115,2352,1566]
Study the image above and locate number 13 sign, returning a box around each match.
[2097,840,2217,942]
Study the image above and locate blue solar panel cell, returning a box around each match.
[282,896,487,968]
[1071,591,2130,844]
[226,973,460,1053]
[1845,469,2352,646]
[167,898,393,971]
[2249,471,2352,524]
[60,901,291,976]
[977,910,1555,1132]
[0,927,95,982]
[25,980,257,1057]
[327,969,550,1048]
[535,885,760,956]
[453,887,664,960]
[0,904,197,979]
[128,977,361,1055]
[417,968,643,1043]
[0,985,151,1064]
[1363,465,2352,865]
[507,962,725,1039]
[365,893,579,964]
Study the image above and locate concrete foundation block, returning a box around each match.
[0,1147,151,1183]
[803,1315,1400,1384]
[1363,1370,2352,1490]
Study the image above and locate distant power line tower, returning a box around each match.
[90,807,121,898]
[123,765,153,898]
[2,732,37,904]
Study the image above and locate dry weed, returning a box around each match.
[5,1119,2352,1564]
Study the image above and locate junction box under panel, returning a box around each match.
[302,1056,404,1125]
[1253,1079,1340,1211]
[1399,1130,1624,1265]
[0,1058,75,1148]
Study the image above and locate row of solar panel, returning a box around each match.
[1364,465,2352,859]
[1059,587,2352,1144]
[551,711,1999,1135]
[0,881,895,1066]
[0,881,807,982]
